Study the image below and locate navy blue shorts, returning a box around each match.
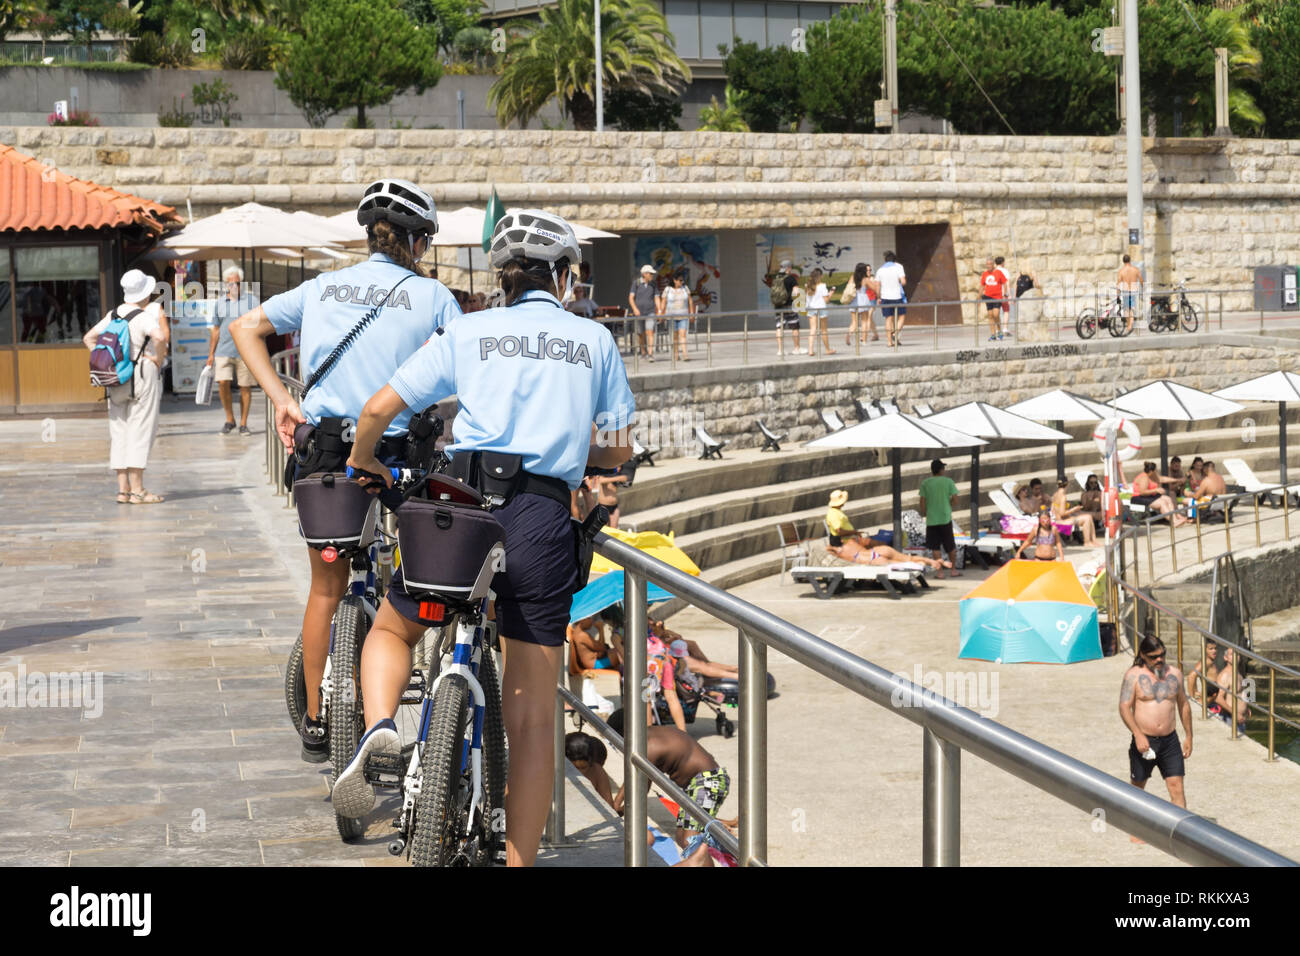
[387,492,578,647]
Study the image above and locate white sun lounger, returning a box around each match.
[1222,457,1300,507]
[790,562,930,600]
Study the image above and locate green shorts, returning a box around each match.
[677,768,730,832]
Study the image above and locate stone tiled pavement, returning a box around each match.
[0,399,631,866]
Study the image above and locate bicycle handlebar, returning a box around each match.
[346,465,420,512]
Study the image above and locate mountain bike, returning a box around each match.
[1148,279,1199,333]
[282,466,427,841]
[1076,295,1132,339]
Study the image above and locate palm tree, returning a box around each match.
[697,85,749,132]
[490,0,690,130]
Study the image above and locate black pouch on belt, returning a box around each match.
[573,505,608,590]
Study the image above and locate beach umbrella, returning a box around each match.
[570,570,674,622]
[1110,380,1243,474]
[959,560,1101,664]
[1005,388,1141,484]
[921,402,1070,541]
[1213,370,1300,486]
[806,413,986,547]
[589,528,700,578]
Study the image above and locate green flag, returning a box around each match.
[482,188,504,253]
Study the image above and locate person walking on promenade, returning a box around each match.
[629,264,659,361]
[661,271,694,362]
[805,267,834,355]
[845,262,880,345]
[1118,254,1143,335]
[1120,634,1193,834]
[876,251,907,347]
[994,255,1013,337]
[919,458,961,577]
[83,269,170,504]
[206,265,260,436]
[978,257,1006,341]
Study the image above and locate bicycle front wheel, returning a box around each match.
[1181,302,1199,332]
[410,674,473,867]
[472,646,506,867]
[330,596,367,841]
[1075,309,1097,339]
[1108,312,1132,338]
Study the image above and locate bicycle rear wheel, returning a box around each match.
[1181,302,1199,332]
[1108,312,1132,337]
[410,674,473,867]
[285,634,307,730]
[1075,309,1097,339]
[329,596,367,841]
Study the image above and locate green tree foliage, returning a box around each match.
[604,86,682,131]
[720,41,802,132]
[1252,0,1300,137]
[1138,1,1262,135]
[490,0,690,130]
[403,0,484,56]
[697,85,749,132]
[275,0,441,128]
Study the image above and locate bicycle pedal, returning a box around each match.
[365,752,405,779]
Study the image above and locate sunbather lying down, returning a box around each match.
[829,537,951,570]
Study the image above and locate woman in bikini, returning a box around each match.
[1051,479,1097,546]
[1016,509,1065,561]
[1130,461,1189,526]
[831,535,951,570]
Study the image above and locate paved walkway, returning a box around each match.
[3,400,1298,866]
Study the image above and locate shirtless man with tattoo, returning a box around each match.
[1119,634,1193,835]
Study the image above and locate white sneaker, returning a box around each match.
[581,678,615,717]
[331,718,399,818]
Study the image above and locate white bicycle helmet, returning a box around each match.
[357,179,439,235]
[488,208,581,269]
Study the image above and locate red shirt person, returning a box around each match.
[978,257,1006,341]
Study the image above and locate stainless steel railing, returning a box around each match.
[265,348,303,505]
[556,534,1294,867]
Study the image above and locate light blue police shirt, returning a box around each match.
[262,254,461,436]
[388,290,636,489]
[213,292,260,359]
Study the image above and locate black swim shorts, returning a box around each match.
[1129,730,1185,782]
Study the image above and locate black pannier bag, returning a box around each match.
[293,472,380,553]
[397,474,507,605]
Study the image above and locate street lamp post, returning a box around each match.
[1123,0,1142,262]
[595,0,604,133]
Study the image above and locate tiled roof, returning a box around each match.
[0,143,180,236]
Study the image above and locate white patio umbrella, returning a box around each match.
[1110,380,1244,474]
[921,402,1070,539]
[159,202,342,252]
[1213,370,1300,485]
[1005,388,1142,484]
[807,413,986,546]
[291,210,366,248]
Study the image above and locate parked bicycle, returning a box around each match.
[1076,295,1133,339]
[1148,279,1200,333]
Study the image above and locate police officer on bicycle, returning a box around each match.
[342,209,635,867]
[232,179,461,762]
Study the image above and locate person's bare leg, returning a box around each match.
[219,379,234,424]
[238,385,252,428]
[360,600,426,727]
[674,838,715,867]
[646,327,655,355]
[1129,777,1148,842]
[868,308,879,340]
[501,637,564,867]
[792,327,801,351]
[302,549,350,719]
[846,310,855,345]
[116,468,130,496]
[127,466,145,494]
[1164,774,1186,810]
[688,658,737,680]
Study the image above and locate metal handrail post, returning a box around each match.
[1176,621,1183,674]
[1224,505,1231,553]
[1195,508,1203,564]
[1146,520,1155,582]
[1267,669,1275,761]
[706,312,712,367]
[932,303,938,351]
[922,728,960,867]
[1199,636,1207,720]
[1254,497,1261,548]
[623,569,648,867]
[742,313,748,366]
[738,627,768,866]
[1284,490,1291,540]
[1169,515,1177,573]
[545,654,565,844]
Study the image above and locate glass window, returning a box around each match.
[0,250,12,347]
[665,0,699,60]
[732,0,766,47]
[700,0,732,59]
[14,245,101,345]
[766,2,798,49]
[799,3,829,26]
